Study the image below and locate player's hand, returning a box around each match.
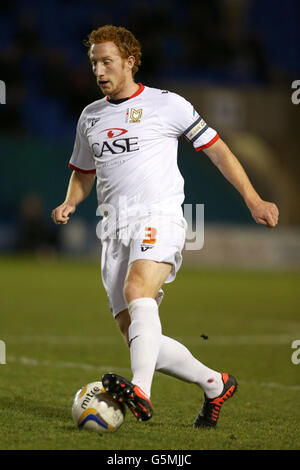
[249,199,279,228]
[51,202,76,225]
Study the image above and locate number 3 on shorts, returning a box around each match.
[142,227,157,245]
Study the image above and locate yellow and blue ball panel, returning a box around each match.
[78,408,114,431]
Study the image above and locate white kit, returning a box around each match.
[69,84,219,315]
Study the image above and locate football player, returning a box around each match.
[52,25,278,427]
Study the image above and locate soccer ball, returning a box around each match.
[72,381,125,434]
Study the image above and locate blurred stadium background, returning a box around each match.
[0,0,300,268]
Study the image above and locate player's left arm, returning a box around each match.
[203,137,279,228]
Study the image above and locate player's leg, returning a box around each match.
[123,259,172,302]
[103,260,170,421]
[117,214,187,404]
[115,308,130,344]
[103,216,186,420]
[123,259,171,396]
[115,309,237,427]
[156,336,237,427]
[102,215,237,424]
[100,233,169,420]
[116,308,226,397]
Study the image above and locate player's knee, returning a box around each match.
[123,278,144,304]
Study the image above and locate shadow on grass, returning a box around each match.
[0,396,200,432]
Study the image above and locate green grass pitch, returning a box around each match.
[0,255,299,450]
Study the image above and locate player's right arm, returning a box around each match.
[51,170,96,225]
[52,109,97,225]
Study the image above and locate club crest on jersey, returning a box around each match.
[129,108,142,123]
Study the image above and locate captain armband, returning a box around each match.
[183,116,209,143]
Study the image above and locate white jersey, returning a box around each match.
[69,83,219,228]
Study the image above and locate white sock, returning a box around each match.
[128,297,162,398]
[155,335,223,398]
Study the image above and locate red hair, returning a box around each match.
[85,25,142,76]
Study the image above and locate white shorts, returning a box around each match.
[100,214,187,317]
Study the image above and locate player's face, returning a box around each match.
[90,42,130,99]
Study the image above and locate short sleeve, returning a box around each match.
[68,115,96,173]
[161,92,219,151]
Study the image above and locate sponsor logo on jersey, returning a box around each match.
[129,108,143,123]
[92,136,139,157]
[99,128,128,138]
